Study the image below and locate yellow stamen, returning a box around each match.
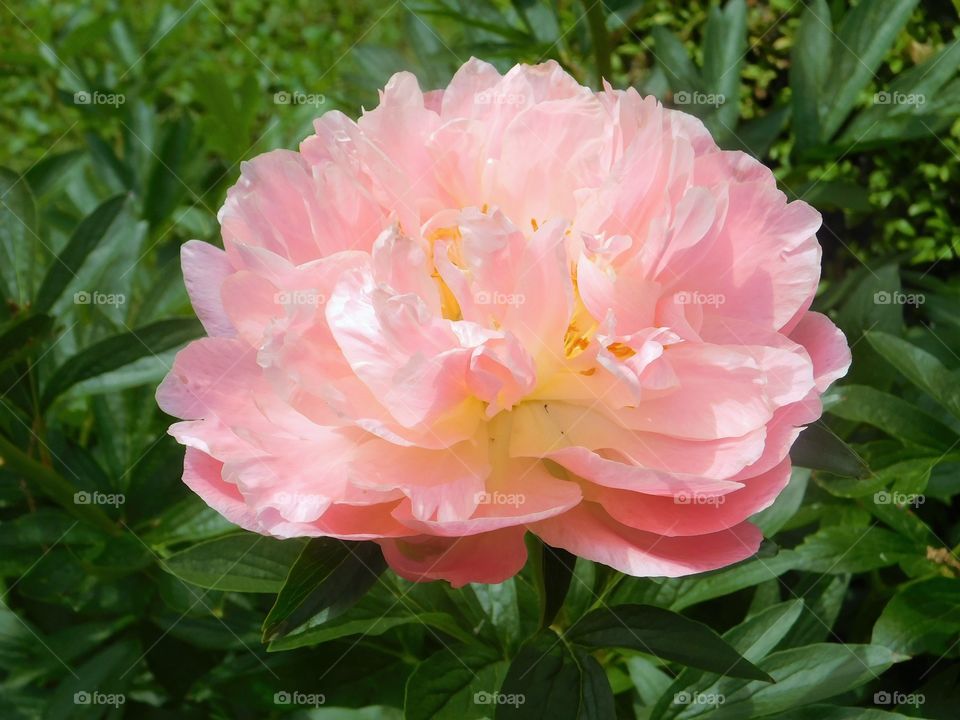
[606,342,636,360]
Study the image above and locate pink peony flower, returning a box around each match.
[157,59,850,587]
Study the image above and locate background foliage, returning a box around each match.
[1,0,959,718]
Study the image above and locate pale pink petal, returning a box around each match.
[378,526,528,587]
[531,503,762,577]
[181,240,236,337]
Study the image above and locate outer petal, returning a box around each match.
[789,311,852,392]
[378,526,528,587]
[181,240,236,337]
[531,503,762,577]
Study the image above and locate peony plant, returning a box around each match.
[158,58,849,587]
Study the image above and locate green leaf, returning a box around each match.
[790,0,832,151]
[162,533,306,593]
[85,133,136,192]
[531,536,576,629]
[568,604,771,681]
[471,578,522,652]
[779,575,850,648]
[0,433,119,535]
[24,149,85,197]
[404,645,509,720]
[652,26,702,95]
[652,600,805,720]
[866,330,960,422]
[262,538,386,642]
[790,422,869,478]
[751,468,810,535]
[0,167,38,304]
[678,644,896,719]
[827,384,958,449]
[872,577,960,658]
[43,638,141,720]
[496,629,615,719]
[701,0,746,133]
[794,525,920,574]
[267,580,474,650]
[0,313,54,374]
[839,38,960,148]
[33,195,127,313]
[268,604,468,651]
[144,115,193,227]
[816,457,937,499]
[730,105,790,158]
[775,706,914,720]
[821,0,919,140]
[41,317,201,409]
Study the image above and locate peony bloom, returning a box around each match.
[157,58,850,587]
